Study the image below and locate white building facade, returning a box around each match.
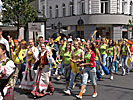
[39,0,133,40]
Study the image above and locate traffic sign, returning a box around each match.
[129,26,132,32]
[28,23,41,32]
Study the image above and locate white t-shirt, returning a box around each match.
[0,37,9,52]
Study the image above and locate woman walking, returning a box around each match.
[120,40,130,76]
[20,39,39,91]
[62,43,72,91]
[106,40,116,80]
[0,43,16,100]
[31,43,54,98]
[64,41,84,95]
[76,42,97,99]
[99,38,107,75]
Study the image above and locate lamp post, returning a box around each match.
[35,11,47,40]
[78,17,84,38]
[57,21,62,35]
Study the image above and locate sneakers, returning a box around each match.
[72,82,76,89]
[92,93,97,98]
[76,95,82,99]
[110,75,113,80]
[57,75,61,80]
[87,80,91,83]
[64,89,71,95]
[101,72,105,76]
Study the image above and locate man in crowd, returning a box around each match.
[0,28,10,57]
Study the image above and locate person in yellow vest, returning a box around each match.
[20,39,39,91]
[10,39,23,84]
[56,39,66,80]
[120,40,130,76]
[99,38,108,75]
[20,40,28,72]
[64,41,84,95]
[106,40,116,80]
[76,42,98,99]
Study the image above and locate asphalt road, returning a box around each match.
[14,71,133,100]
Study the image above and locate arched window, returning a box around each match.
[81,0,85,14]
[101,0,109,14]
[55,5,59,18]
[69,1,73,16]
[49,6,52,18]
[130,1,132,15]
[122,0,125,13]
[62,3,66,16]
[88,0,91,14]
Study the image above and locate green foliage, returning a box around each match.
[128,18,133,32]
[128,17,133,26]
[2,0,37,27]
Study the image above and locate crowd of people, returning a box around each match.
[0,27,133,100]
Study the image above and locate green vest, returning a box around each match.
[108,46,114,56]
[64,51,71,65]
[59,45,66,56]
[115,46,118,55]
[84,52,91,67]
[95,48,98,61]
[121,46,128,56]
[74,49,81,56]
[100,44,107,55]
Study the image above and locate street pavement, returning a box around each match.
[14,71,133,100]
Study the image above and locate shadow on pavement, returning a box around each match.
[98,84,133,91]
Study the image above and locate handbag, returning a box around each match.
[102,65,109,75]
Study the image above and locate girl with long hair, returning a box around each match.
[62,43,72,91]
[76,42,97,99]
[0,43,16,100]
[64,41,84,95]
[106,39,116,80]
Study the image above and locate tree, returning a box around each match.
[2,0,37,37]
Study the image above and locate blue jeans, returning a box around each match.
[107,56,114,73]
[82,67,97,86]
[114,56,118,73]
[58,61,64,75]
[121,55,129,75]
[100,54,107,74]
[101,54,107,66]
[95,60,99,71]
[64,64,71,83]
[68,70,77,90]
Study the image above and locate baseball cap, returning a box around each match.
[44,40,49,43]
[68,38,73,42]
[14,39,18,42]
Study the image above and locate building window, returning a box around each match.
[55,5,59,18]
[62,3,66,17]
[69,2,73,16]
[81,0,85,14]
[130,1,132,15]
[117,0,120,13]
[122,0,125,13]
[88,0,91,14]
[42,5,45,15]
[49,6,52,18]
[101,0,109,14]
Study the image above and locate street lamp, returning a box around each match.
[57,21,62,35]
[78,17,84,38]
[35,11,47,40]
